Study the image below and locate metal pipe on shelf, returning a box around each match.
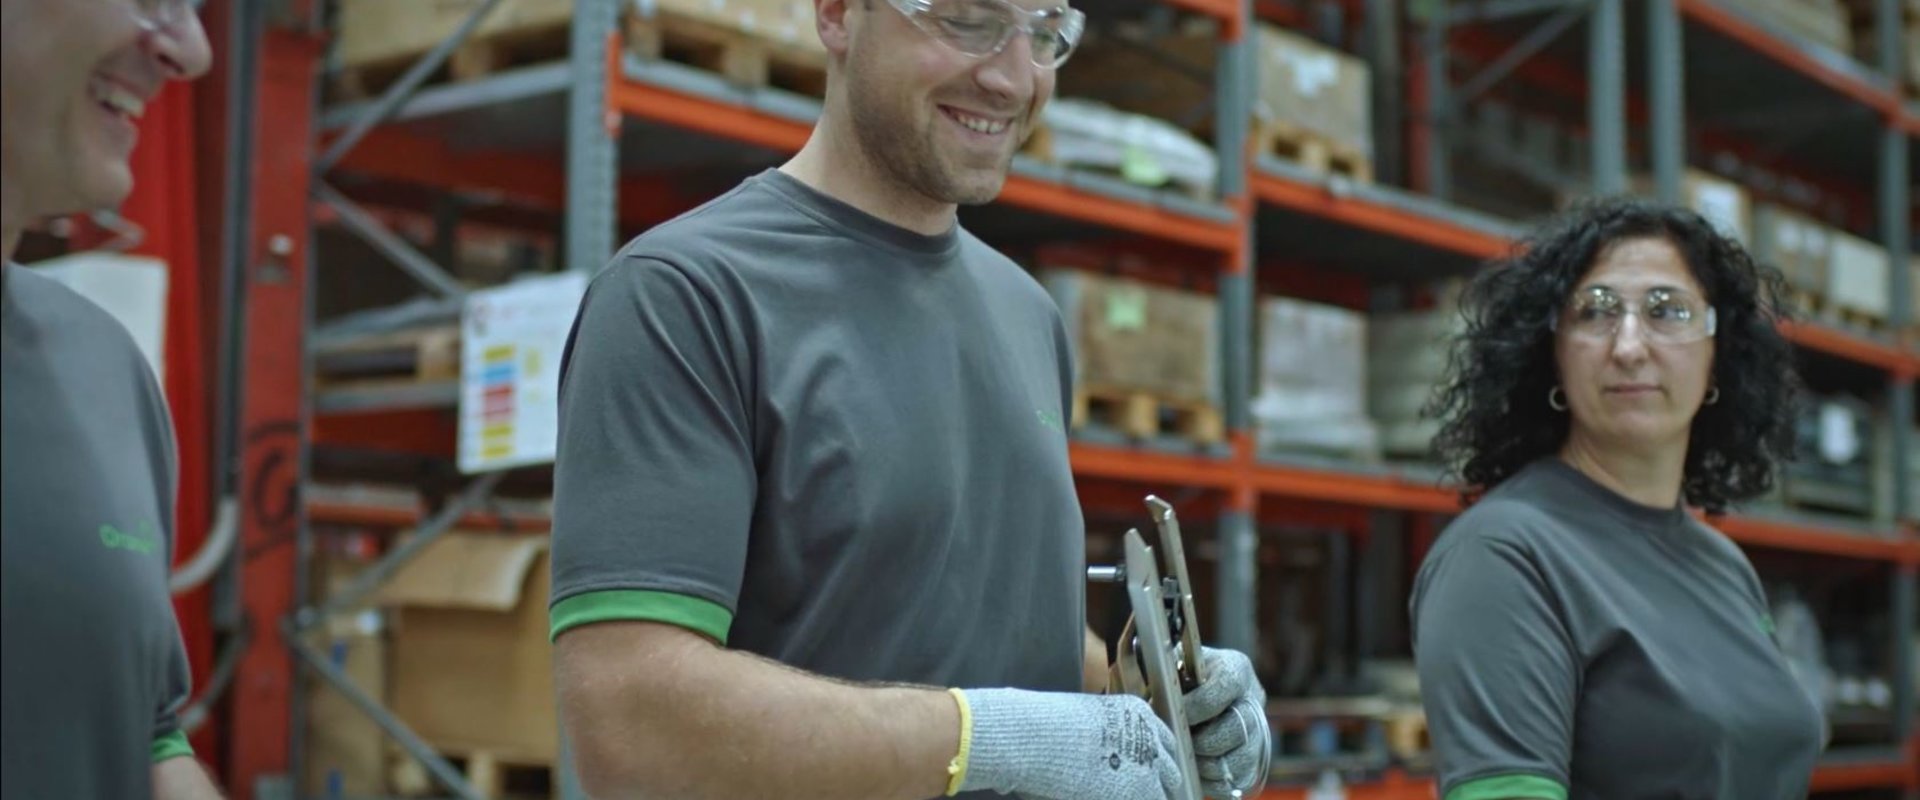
[281,618,486,800]
[566,0,620,270]
[1647,0,1684,203]
[1365,0,1402,186]
[1421,2,1452,200]
[314,0,508,172]
[312,181,469,299]
[1451,5,1586,107]
[1588,0,1626,194]
[294,471,508,628]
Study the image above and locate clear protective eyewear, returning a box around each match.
[1550,286,1718,344]
[882,0,1086,68]
[130,0,204,32]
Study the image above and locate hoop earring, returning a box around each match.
[1549,386,1568,411]
[1704,386,1720,406]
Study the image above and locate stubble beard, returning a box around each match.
[846,68,1015,207]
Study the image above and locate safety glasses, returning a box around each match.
[1550,285,1718,345]
[130,0,205,32]
[882,0,1086,69]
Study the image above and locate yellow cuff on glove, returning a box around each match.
[945,688,974,796]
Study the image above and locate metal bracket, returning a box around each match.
[316,0,509,172]
[282,471,508,800]
[313,181,468,299]
[1451,4,1588,109]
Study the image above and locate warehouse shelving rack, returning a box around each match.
[218,0,1920,797]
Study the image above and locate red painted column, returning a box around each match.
[226,26,321,799]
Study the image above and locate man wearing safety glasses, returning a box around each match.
[2,0,224,799]
[550,0,1270,797]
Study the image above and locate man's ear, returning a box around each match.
[815,0,853,58]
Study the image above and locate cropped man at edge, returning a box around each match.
[1,1,224,799]
[548,0,1271,798]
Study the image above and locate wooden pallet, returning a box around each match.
[1788,288,1889,335]
[1255,121,1373,184]
[625,11,828,97]
[331,15,574,102]
[1382,710,1430,763]
[1072,385,1224,445]
[390,745,552,799]
[314,325,462,389]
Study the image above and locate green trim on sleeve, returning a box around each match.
[151,730,194,763]
[549,589,733,645]
[1445,774,1568,800]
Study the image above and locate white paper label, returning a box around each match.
[458,272,589,474]
[1817,402,1859,464]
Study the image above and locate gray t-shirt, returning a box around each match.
[1410,458,1824,800]
[1,264,195,798]
[549,170,1085,710]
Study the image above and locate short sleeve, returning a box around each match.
[150,631,194,762]
[140,357,195,763]
[548,257,756,645]
[1411,534,1576,800]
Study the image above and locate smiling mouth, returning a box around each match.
[940,105,1011,136]
[89,76,147,123]
[1605,385,1661,394]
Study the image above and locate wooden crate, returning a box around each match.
[330,0,577,97]
[313,325,462,390]
[1251,25,1374,176]
[626,0,829,96]
[1042,269,1221,444]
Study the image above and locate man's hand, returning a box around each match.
[1083,626,1111,693]
[957,688,1182,800]
[154,757,225,800]
[1181,647,1270,798]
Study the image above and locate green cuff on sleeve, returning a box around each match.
[151,730,194,763]
[1446,774,1568,800]
[550,589,733,645]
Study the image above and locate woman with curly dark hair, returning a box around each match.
[1409,198,1822,800]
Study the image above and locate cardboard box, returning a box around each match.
[1252,297,1378,457]
[1053,23,1218,136]
[648,0,826,55]
[304,553,391,798]
[333,0,576,69]
[1752,203,1834,295]
[1724,0,1852,52]
[1828,232,1891,321]
[1042,269,1219,406]
[381,532,557,764]
[1252,25,1374,160]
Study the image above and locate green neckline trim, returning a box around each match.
[550,589,732,645]
[1446,773,1568,800]
[151,730,195,763]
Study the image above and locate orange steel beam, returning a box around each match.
[608,60,1243,254]
[307,499,551,532]
[1252,173,1512,260]
[328,127,698,226]
[1251,461,1462,514]
[1069,441,1243,490]
[1805,757,1920,792]
[1779,320,1920,378]
[1167,0,1242,40]
[1678,0,1900,117]
[1714,514,1915,564]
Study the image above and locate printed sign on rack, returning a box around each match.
[458,272,589,474]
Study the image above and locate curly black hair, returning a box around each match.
[1427,196,1801,515]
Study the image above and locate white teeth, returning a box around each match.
[89,79,145,119]
[948,108,1009,135]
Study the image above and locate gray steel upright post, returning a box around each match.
[1423,2,1452,199]
[1878,38,1915,739]
[1214,1,1259,656]
[559,4,621,798]
[1647,0,1684,203]
[1589,0,1627,194]
[1367,0,1403,186]
[566,0,620,272]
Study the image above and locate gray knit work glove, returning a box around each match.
[956,688,1183,800]
[1181,647,1270,798]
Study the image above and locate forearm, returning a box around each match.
[559,622,959,800]
[1082,626,1109,693]
[153,757,224,800]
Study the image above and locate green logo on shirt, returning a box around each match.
[99,521,158,555]
[1758,614,1777,635]
[1036,408,1064,432]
